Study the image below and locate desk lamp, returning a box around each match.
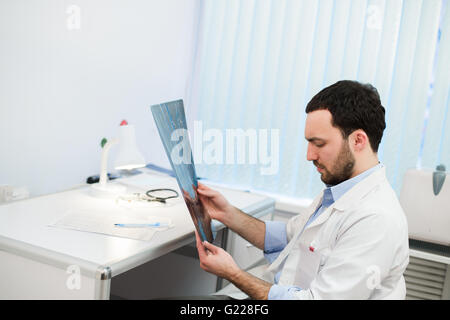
[91,120,146,197]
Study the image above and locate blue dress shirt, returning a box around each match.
[264,163,383,299]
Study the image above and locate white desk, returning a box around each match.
[0,169,274,299]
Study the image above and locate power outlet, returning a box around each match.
[0,185,29,203]
[0,185,13,203]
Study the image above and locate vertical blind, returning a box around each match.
[188,0,449,201]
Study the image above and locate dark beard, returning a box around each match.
[316,142,355,186]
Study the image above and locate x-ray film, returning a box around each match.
[151,99,213,242]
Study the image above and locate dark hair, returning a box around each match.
[305,80,386,152]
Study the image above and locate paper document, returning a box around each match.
[49,210,173,241]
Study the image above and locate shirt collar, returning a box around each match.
[323,163,384,206]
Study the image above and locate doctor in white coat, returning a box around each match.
[195,80,409,300]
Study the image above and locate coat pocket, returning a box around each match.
[293,242,323,289]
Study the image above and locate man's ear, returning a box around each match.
[350,130,369,152]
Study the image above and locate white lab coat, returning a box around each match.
[217,167,410,299]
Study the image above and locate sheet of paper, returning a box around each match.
[49,210,173,242]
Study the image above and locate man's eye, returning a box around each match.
[315,143,325,148]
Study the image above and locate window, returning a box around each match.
[188,0,449,201]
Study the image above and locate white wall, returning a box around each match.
[0,0,200,196]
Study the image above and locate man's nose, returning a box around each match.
[306,143,317,161]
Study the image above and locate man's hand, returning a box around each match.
[197,182,266,250]
[197,183,235,224]
[195,231,272,300]
[195,231,240,279]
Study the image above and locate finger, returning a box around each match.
[197,193,211,203]
[197,182,206,189]
[195,230,203,248]
[202,240,219,254]
[195,231,208,259]
[197,187,214,196]
[194,230,201,245]
[197,184,216,195]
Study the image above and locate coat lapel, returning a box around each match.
[265,167,388,278]
[304,167,388,230]
[266,192,324,273]
[303,204,334,230]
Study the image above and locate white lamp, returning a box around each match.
[91,122,146,197]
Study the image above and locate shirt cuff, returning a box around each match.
[263,220,288,264]
[268,284,303,300]
[264,220,288,253]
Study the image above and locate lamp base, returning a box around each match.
[90,183,127,198]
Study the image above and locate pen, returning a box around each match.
[114,223,169,228]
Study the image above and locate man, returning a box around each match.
[195,80,409,299]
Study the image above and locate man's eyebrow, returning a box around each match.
[305,137,326,142]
